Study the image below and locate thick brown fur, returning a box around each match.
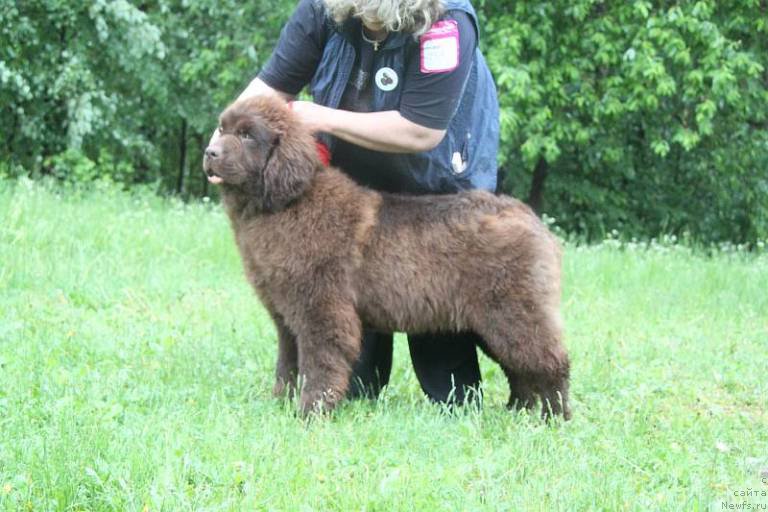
[204,96,571,419]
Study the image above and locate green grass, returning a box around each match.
[1,178,766,511]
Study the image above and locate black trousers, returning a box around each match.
[348,330,482,404]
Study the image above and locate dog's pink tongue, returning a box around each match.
[208,175,223,185]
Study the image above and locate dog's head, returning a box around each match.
[203,96,319,212]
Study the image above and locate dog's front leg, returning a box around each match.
[273,314,298,398]
[293,299,362,415]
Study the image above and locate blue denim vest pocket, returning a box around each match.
[412,50,499,193]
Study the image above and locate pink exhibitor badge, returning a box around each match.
[419,19,460,73]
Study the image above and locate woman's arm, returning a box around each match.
[237,77,294,102]
[208,78,292,146]
[290,101,446,153]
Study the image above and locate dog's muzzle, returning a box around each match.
[204,146,224,184]
[204,166,223,185]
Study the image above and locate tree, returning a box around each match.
[484,0,768,242]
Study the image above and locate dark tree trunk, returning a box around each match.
[495,165,506,194]
[176,118,188,194]
[527,157,549,214]
[199,134,209,197]
[4,107,17,155]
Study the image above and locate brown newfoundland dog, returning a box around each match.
[203,96,571,420]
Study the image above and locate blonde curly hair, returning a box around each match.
[323,0,444,36]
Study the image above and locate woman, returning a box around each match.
[218,0,499,404]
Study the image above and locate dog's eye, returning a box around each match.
[239,131,252,140]
[217,126,223,135]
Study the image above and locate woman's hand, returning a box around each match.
[290,101,333,134]
[208,77,293,149]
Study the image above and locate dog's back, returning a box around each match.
[351,183,561,335]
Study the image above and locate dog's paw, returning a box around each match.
[272,378,296,399]
[299,387,342,417]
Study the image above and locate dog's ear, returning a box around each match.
[260,129,319,212]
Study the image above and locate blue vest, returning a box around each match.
[309,0,499,193]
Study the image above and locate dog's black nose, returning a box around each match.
[205,147,219,159]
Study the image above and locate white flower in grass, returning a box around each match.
[715,441,730,453]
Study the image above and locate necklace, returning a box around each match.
[361,26,387,51]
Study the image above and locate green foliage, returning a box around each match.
[0,0,287,193]
[1,0,766,242]
[485,0,768,242]
[1,181,767,510]
[0,1,166,171]
[43,148,134,184]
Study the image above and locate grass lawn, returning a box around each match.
[1,178,766,511]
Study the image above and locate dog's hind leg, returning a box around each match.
[475,338,536,412]
[474,303,571,420]
[292,298,362,415]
